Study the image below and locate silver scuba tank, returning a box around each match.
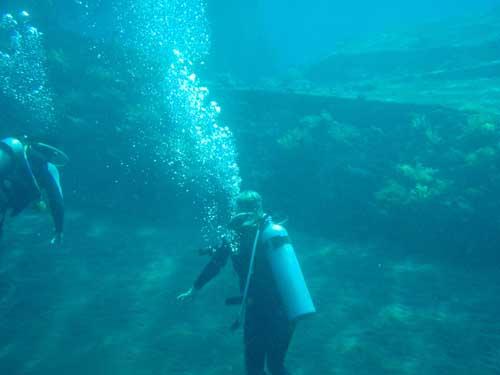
[261,219,316,321]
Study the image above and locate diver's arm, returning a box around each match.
[177,238,231,301]
[40,163,64,242]
[193,238,231,291]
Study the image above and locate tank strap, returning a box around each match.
[231,224,261,331]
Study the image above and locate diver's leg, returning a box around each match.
[266,318,295,375]
[244,309,267,375]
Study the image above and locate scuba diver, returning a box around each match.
[177,190,315,375]
[0,137,67,245]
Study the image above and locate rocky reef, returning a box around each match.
[211,8,500,261]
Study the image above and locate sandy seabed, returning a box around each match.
[0,209,499,375]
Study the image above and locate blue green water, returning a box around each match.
[1,1,500,374]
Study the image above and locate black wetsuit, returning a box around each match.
[0,141,64,239]
[193,218,294,375]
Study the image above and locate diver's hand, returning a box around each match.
[177,287,196,302]
[50,232,63,247]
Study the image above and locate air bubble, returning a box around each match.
[113,0,241,241]
[18,11,30,24]
[0,11,55,126]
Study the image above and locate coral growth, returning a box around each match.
[277,111,360,150]
[376,163,450,208]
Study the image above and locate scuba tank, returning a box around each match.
[261,218,316,321]
[231,214,316,329]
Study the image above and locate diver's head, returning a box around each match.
[229,190,264,231]
[236,190,263,214]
